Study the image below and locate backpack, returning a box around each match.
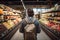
[24,17,37,40]
[24,17,36,32]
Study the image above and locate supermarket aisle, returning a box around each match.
[11,29,52,40]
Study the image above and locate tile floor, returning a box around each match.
[11,29,52,40]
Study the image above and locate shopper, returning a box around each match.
[19,9,41,40]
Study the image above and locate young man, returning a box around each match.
[20,9,41,40]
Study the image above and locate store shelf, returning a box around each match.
[47,17,60,21]
[39,22,60,40]
[46,10,60,13]
[0,19,16,23]
[0,4,22,40]
[4,15,20,16]
[0,14,3,16]
[0,22,21,40]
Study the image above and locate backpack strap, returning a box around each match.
[24,17,35,24]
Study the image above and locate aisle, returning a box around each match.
[10,29,52,40]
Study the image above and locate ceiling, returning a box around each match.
[0,0,60,9]
[0,0,60,5]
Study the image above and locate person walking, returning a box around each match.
[19,9,41,40]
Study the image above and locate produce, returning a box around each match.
[13,20,18,24]
[51,25,58,30]
[7,20,15,27]
[56,24,60,31]
[18,18,22,22]
[0,9,3,14]
[3,22,11,29]
[47,22,55,27]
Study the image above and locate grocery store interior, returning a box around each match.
[0,0,60,40]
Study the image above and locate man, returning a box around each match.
[20,9,41,40]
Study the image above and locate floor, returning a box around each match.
[10,29,52,40]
